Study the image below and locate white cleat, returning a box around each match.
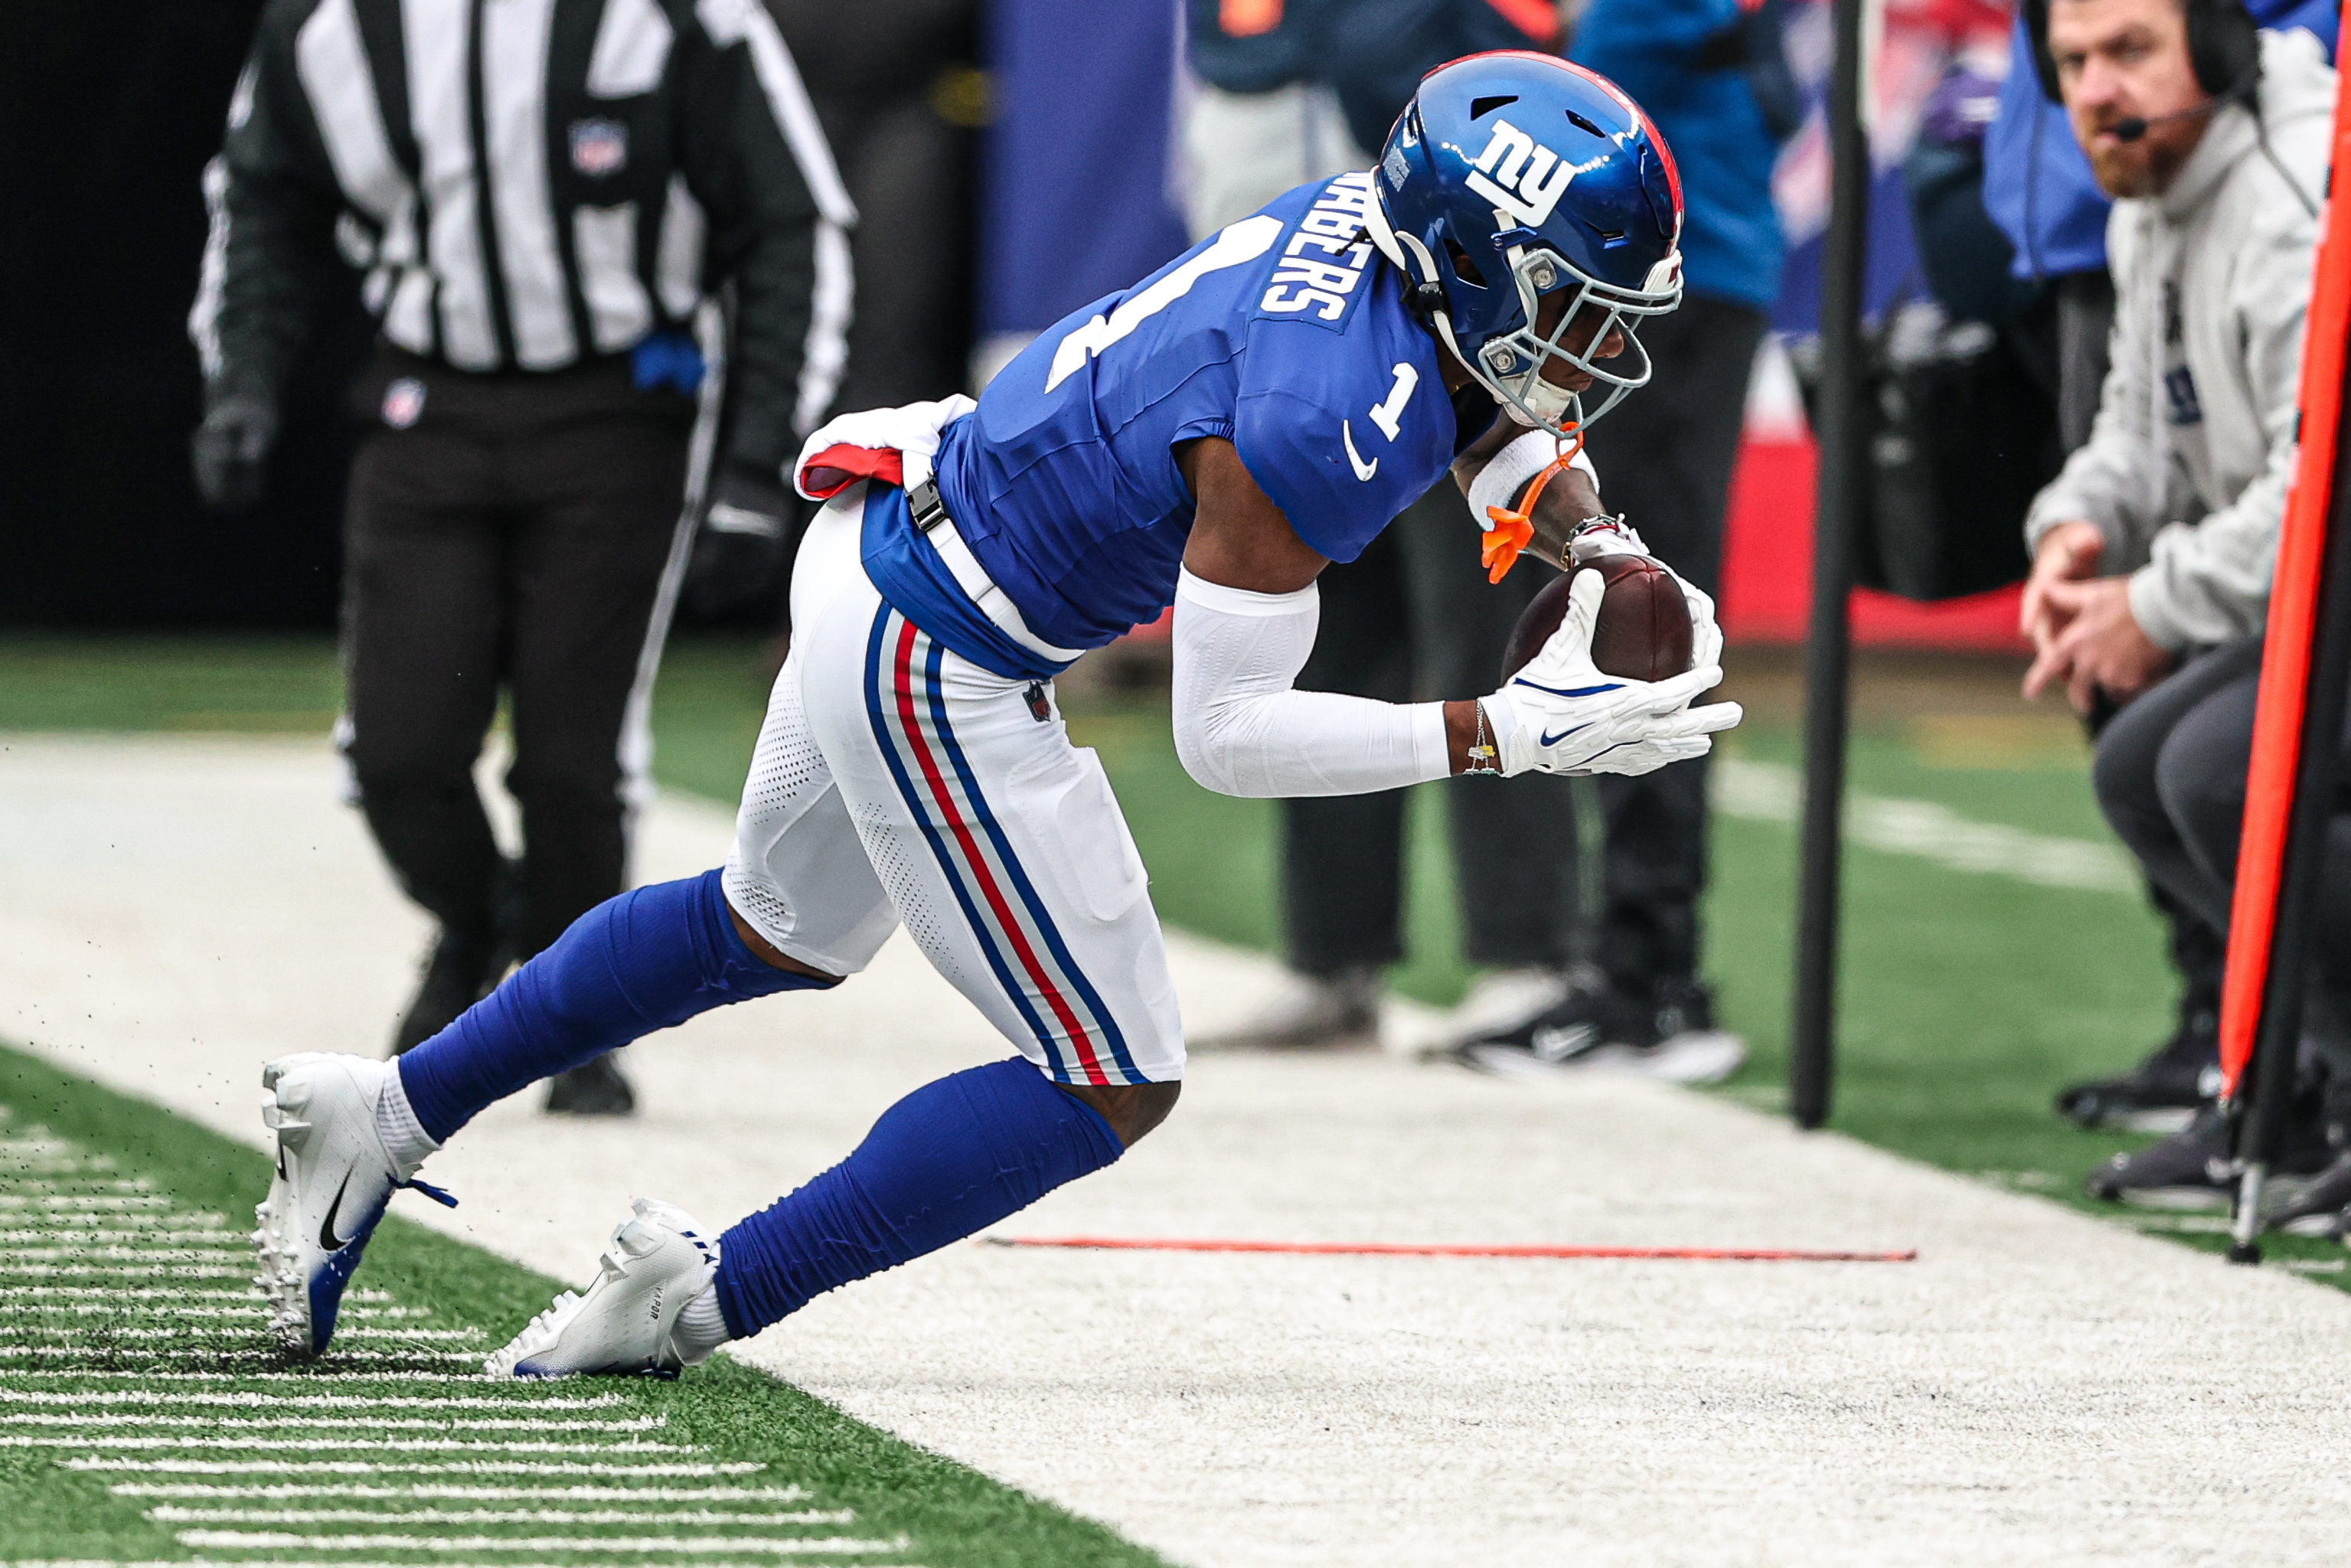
[253,1053,452,1357]
[485,1198,720,1380]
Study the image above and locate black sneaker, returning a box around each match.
[2055,1006,2219,1132]
[2084,1092,2336,1210]
[545,1054,637,1117]
[2263,1151,2351,1237]
[1455,979,1745,1085]
[389,928,505,1056]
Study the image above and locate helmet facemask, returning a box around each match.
[1468,242,1678,435]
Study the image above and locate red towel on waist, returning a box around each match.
[797,443,903,501]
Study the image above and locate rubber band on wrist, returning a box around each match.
[1479,426,1585,584]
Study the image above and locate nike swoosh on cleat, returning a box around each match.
[318,1172,354,1253]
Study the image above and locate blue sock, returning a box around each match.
[399,868,827,1143]
[713,1058,1123,1338]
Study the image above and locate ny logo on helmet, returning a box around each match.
[1462,119,1601,230]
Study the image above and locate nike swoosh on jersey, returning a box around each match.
[318,1172,354,1253]
[1342,420,1377,482]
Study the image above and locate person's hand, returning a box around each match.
[1563,516,1724,674]
[2019,520,2104,655]
[685,462,796,620]
[2021,575,2176,713]
[1484,570,1742,776]
[190,395,279,511]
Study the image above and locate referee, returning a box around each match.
[190,0,851,1112]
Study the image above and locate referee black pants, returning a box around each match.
[1282,484,1581,975]
[341,349,694,964]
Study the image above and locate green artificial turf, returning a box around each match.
[0,1041,1172,1565]
[4,630,2343,1286]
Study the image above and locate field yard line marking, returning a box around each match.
[147,1507,858,1525]
[6,1302,404,1320]
[110,1485,813,1501]
[0,1266,257,1277]
[26,1393,626,1410]
[174,1532,912,1555]
[5,1369,491,1381]
[0,1347,479,1361]
[0,1194,174,1207]
[1709,756,2137,893]
[68,1459,768,1476]
[0,1228,229,1241]
[4,1413,661,1432]
[0,1287,298,1298]
[8,1563,926,1568]
[987,1235,1919,1262]
[6,1325,482,1341]
[0,1247,253,1260]
[3,1435,695,1452]
[9,1304,266,1318]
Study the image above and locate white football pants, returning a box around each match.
[721,489,1185,1086]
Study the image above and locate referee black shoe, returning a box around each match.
[546,1055,637,1117]
[389,926,507,1056]
[2054,1005,2220,1132]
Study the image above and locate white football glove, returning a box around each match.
[1481,569,1742,778]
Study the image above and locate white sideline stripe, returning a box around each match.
[5,1413,661,1432]
[30,1391,625,1410]
[0,1196,176,1209]
[5,1436,692,1453]
[175,1533,909,1555]
[1711,757,2137,893]
[69,1459,766,1476]
[149,1507,857,1525]
[113,1485,811,1502]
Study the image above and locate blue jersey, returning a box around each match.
[866,172,1470,675]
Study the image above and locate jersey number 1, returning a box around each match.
[1043,216,1284,393]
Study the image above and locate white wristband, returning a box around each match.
[1464,428,1599,529]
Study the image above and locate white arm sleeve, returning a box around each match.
[1171,568,1451,799]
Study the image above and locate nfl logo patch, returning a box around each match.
[381,377,426,430]
[570,118,628,178]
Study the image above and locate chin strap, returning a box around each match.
[1479,426,1585,584]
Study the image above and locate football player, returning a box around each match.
[252,52,1742,1374]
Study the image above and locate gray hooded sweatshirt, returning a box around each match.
[2023,27,2333,650]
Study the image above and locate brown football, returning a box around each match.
[1500,554,1694,684]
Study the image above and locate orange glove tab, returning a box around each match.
[1478,430,1584,584]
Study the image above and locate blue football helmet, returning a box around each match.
[1365,52,1685,435]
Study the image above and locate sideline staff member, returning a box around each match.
[2012,0,2341,1203]
[191,0,850,1111]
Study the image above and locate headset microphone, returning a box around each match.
[2108,98,2224,142]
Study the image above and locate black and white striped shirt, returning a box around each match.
[191,0,851,473]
